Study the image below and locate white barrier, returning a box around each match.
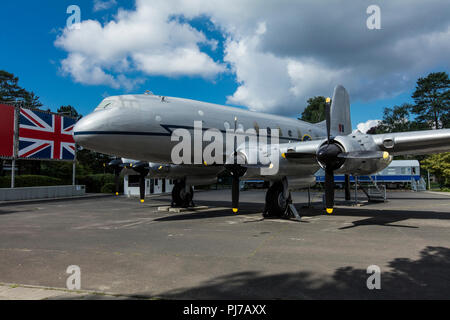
[0,185,85,201]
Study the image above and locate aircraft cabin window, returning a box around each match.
[198,110,204,116]
[237,123,244,131]
[288,130,293,137]
[155,115,162,122]
[224,122,231,130]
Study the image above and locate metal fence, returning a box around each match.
[0,185,85,201]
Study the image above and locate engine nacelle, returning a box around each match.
[330,134,392,175]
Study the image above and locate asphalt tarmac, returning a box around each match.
[0,189,449,299]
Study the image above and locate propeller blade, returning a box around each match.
[108,158,123,196]
[231,174,240,213]
[114,171,120,196]
[324,168,335,214]
[325,97,331,143]
[139,173,146,203]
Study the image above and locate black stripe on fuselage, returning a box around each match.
[73,131,170,136]
[74,124,306,141]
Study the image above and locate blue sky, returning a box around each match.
[0,1,237,113]
[1,1,447,130]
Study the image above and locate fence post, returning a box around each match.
[11,159,15,188]
[11,105,19,188]
[72,161,76,186]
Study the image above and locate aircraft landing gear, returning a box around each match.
[171,180,194,208]
[263,178,301,221]
[263,181,290,218]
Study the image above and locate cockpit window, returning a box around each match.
[94,100,116,111]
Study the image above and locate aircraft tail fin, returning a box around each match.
[330,85,352,136]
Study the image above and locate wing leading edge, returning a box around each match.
[372,129,450,156]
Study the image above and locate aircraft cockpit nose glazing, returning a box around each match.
[94,99,120,112]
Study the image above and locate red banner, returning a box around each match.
[0,104,15,158]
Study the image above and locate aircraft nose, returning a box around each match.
[73,108,141,157]
[73,111,105,149]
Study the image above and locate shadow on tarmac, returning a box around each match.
[153,196,450,229]
[57,246,450,299]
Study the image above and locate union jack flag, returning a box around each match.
[18,108,76,160]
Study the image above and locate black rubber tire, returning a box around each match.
[172,184,194,207]
[264,182,288,217]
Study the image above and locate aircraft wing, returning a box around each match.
[280,129,450,158]
[372,129,450,156]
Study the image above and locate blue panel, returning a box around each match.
[25,145,51,159]
[18,140,34,150]
[20,109,53,127]
[19,114,35,127]
[316,175,421,183]
[62,147,75,160]
[63,117,76,129]
[34,110,52,127]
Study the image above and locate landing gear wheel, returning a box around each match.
[264,182,289,218]
[172,183,194,208]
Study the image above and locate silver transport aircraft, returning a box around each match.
[73,85,450,217]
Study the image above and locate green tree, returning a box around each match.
[411,72,450,129]
[373,104,430,133]
[380,104,411,132]
[24,91,43,108]
[441,112,450,129]
[299,96,327,123]
[421,153,450,188]
[0,70,24,103]
[0,70,43,108]
[76,149,113,174]
[58,105,81,120]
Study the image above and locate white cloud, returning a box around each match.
[133,48,224,77]
[219,0,450,116]
[355,119,381,134]
[55,0,226,89]
[93,0,117,12]
[60,53,119,88]
[55,0,450,113]
[224,26,292,113]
